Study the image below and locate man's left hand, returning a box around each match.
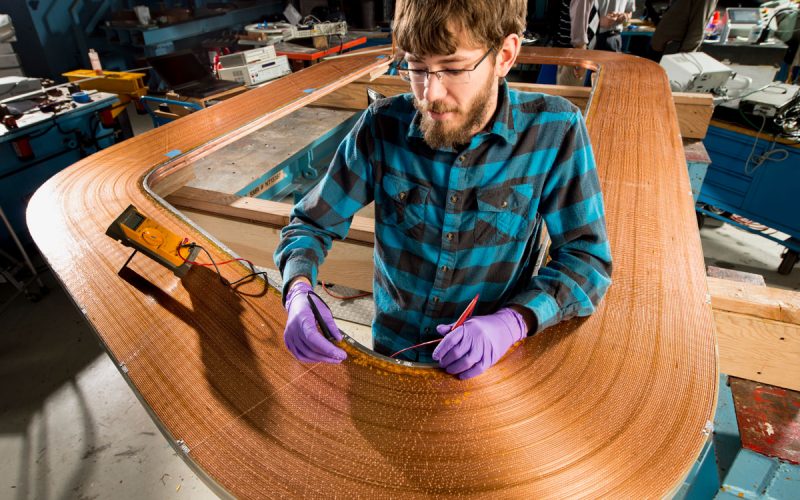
[432,308,527,379]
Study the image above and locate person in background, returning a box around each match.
[649,0,718,60]
[550,0,580,50]
[557,0,600,85]
[596,0,636,52]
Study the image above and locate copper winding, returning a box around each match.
[27,47,717,497]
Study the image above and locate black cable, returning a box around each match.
[179,242,226,284]
[53,114,80,136]
[89,111,101,150]
[178,242,269,288]
[229,270,270,286]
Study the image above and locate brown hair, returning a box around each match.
[393,0,526,56]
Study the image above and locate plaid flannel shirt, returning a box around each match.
[275,81,612,361]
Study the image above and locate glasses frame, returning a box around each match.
[398,48,495,85]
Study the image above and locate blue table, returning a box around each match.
[0,90,119,249]
[699,121,800,274]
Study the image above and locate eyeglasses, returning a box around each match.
[398,49,494,86]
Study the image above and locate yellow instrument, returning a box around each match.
[106,205,198,277]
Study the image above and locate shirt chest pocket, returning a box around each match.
[381,173,431,240]
[474,184,535,246]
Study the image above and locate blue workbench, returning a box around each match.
[0,90,119,249]
[699,121,800,274]
[679,374,800,499]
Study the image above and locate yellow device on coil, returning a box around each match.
[106,204,198,277]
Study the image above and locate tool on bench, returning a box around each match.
[106,204,199,277]
[107,205,271,288]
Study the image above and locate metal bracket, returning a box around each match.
[176,439,190,454]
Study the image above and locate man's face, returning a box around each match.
[405,46,499,150]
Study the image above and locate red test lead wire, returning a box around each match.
[177,238,254,268]
[389,293,480,359]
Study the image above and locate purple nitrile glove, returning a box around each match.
[284,281,346,363]
[432,308,527,379]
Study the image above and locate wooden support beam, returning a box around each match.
[708,276,800,324]
[180,208,375,292]
[312,75,712,139]
[714,311,800,391]
[672,92,714,141]
[708,276,800,391]
[167,186,375,243]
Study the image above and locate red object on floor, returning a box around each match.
[729,376,800,464]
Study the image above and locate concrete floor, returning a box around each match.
[1,105,798,498]
[0,269,219,499]
[700,217,799,291]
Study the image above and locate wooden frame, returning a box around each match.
[708,277,800,391]
[28,48,717,497]
[313,74,713,140]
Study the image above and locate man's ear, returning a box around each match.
[495,34,522,78]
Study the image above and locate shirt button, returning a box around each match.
[432,296,439,303]
[458,155,466,163]
[501,200,508,208]
[398,192,407,201]
[441,265,449,272]
[450,195,459,204]
[446,232,454,241]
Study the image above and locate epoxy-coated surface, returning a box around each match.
[27,48,717,497]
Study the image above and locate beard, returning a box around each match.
[413,75,496,150]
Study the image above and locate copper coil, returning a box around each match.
[28,48,717,497]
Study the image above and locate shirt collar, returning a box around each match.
[406,80,518,146]
[490,80,518,144]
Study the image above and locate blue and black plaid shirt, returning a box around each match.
[275,81,612,361]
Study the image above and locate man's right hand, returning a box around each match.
[284,279,347,363]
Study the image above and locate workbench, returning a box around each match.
[1,89,118,248]
[274,34,367,69]
[699,119,800,274]
[166,86,248,110]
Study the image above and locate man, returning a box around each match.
[274,0,612,379]
[649,0,717,60]
[569,0,600,52]
[595,0,636,52]
[555,0,600,86]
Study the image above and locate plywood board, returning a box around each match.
[709,276,800,325]
[715,311,800,391]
